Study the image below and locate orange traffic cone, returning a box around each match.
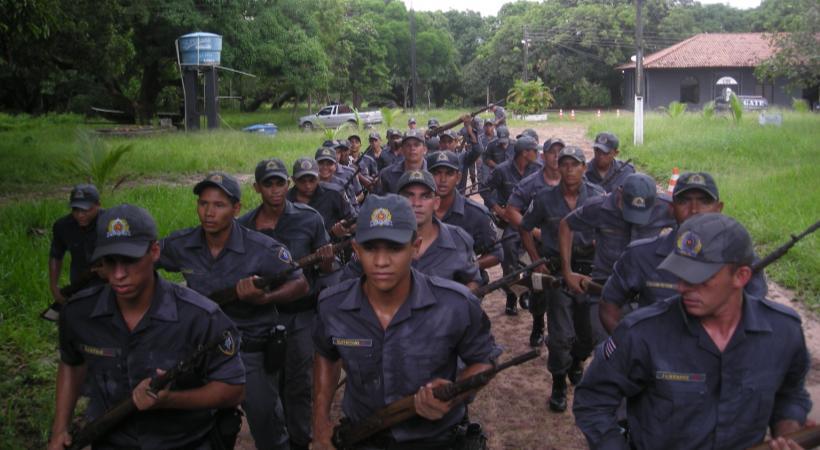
[597,109,601,118]
[570,110,576,120]
[616,109,621,117]
[667,167,680,194]
[559,109,564,119]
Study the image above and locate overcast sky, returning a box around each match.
[402,0,762,16]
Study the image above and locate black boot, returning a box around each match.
[505,292,518,315]
[549,374,568,412]
[529,314,545,347]
[568,358,585,386]
[518,291,531,311]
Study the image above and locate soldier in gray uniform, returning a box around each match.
[288,158,355,240]
[482,136,541,315]
[238,159,336,450]
[428,151,502,282]
[331,139,364,205]
[360,132,384,185]
[436,116,484,191]
[316,146,359,213]
[599,171,768,334]
[585,132,634,193]
[476,120,496,186]
[480,125,511,178]
[520,146,606,411]
[490,103,506,127]
[312,194,495,450]
[375,129,428,195]
[157,172,310,450]
[506,138,564,229]
[49,204,245,450]
[378,129,404,170]
[574,213,811,450]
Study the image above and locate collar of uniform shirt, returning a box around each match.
[677,293,773,337]
[91,275,179,323]
[183,220,246,254]
[336,268,436,314]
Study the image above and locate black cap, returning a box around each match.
[387,128,402,139]
[315,147,337,163]
[293,158,320,179]
[543,138,566,153]
[69,184,100,210]
[92,204,158,260]
[356,194,417,244]
[427,151,460,171]
[194,172,241,201]
[674,172,719,200]
[401,129,426,144]
[335,139,351,150]
[514,136,538,154]
[427,118,440,128]
[593,132,619,153]
[496,126,510,145]
[557,146,586,164]
[439,129,458,141]
[397,170,437,193]
[517,128,539,141]
[368,132,381,141]
[255,158,289,182]
[348,134,361,142]
[322,139,336,148]
[659,213,754,284]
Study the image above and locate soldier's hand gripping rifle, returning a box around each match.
[41,269,102,322]
[207,238,354,306]
[471,257,551,298]
[66,330,238,450]
[746,424,820,450]
[331,349,539,449]
[580,219,820,295]
[428,99,506,137]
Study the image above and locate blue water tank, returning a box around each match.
[178,32,222,66]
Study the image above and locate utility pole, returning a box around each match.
[410,9,417,109]
[522,26,530,82]
[634,0,644,146]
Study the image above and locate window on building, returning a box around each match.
[680,76,699,103]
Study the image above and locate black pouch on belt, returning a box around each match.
[263,325,288,374]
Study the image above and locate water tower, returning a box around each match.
[176,32,222,130]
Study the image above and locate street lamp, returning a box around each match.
[521,35,532,82]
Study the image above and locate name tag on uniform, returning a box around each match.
[656,371,706,383]
[332,337,373,348]
[80,344,120,357]
[646,281,676,290]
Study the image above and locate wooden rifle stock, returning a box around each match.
[67,330,237,450]
[746,425,820,450]
[472,257,548,297]
[331,349,539,449]
[428,99,505,137]
[207,239,353,305]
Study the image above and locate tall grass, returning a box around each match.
[590,111,820,306]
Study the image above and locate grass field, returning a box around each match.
[0,108,817,448]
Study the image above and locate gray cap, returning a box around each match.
[92,204,158,260]
[621,173,657,225]
[659,213,754,284]
[514,136,538,154]
[427,151,460,171]
[293,158,320,179]
[517,128,539,141]
[356,194,417,244]
[593,132,619,153]
[255,158,289,182]
[427,118,440,128]
[543,138,566,153]
[397,169,437,193]
[387,128,402,139]
[69,184,100,210]
[496,126,510,145]
[439,129,458,141]
[315,147,337,163]
[674,172,719,200]
[194,172,241,201]
[408,117,417,124]
[401,129,426,144]
[557,146,586,164]
[335,139,351,150]
[368,132,381,141]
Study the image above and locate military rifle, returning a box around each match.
[459,185,492,197]
[40,270,101,322]
[428,99,505,137]
[580,219,820,295]
[474,234,516,257]
[66,330,238,450]
[472,258,550,297]
[207,238,353,306]
[599,158,633,188]
[746,424,820,450]
[331,349,539,449]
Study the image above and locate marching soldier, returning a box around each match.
[157,172,309,450]
[316,146,360,212]
[585,132,634,193]
[375,129,428,195]
[379,129,404,170]
[288,158,355,240]
[312,194,495,450]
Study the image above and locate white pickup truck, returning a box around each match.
[299,104,383,130]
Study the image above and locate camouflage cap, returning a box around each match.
[674,172,719,200]
[427,118,440,128]
[368,132,381,141]
[439,129,458,141]
[69,183,100,210]
[408,117,417,124]
[356,194,417,244]
[425,136,440,152]
[194,172,241,201]
[659,213,754,284]
[516,128,539,142]
[92,204,157,261]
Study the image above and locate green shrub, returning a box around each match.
[506,78,554,115]
[729,92,743,124]
[702,101,716,119]
[793,98,810,112]
[666,101,687,118]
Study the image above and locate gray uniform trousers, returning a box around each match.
[241,352,290,450]
[545,288,595,376]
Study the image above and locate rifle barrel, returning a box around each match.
[473,257,548,297]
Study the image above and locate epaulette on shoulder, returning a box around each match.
[172,283,220,314]
[758,297,802,323]
[318,277,359,303]
[428,275,473,298]
[66,283,106,303]
[626,234,662,250]
[163,226,199,242]
[445,222,474,249]
[320,181,343,193]
[582,191,607,206]
[620,297,675,328]
[584,181,606,197]
[291,202,321,215]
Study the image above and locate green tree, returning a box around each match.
[506,78,554,114]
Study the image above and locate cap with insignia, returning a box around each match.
[439,129,458,141]
[427,151,460,171]
[255,158,289,182]
[69,183,100,210]
[658,213,754,284]
[292,158,320,179]
[368,132,381,141]
[401,129,426,145]
[92,204,158,260]
[593,132,619,153]
[496,126,511,145]
[514,136,538,154]
[387,128,402,139]
[194,172,241,201]
[397,169,437,193]
[557,146,586,164]
[621,173,657,225]
[674,171,719,200]
[543,138,566,153]
[427,118,440,128]
[516,128,539,142]
[315,147,337,163]
[356,194,417,244]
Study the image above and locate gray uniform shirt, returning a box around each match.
[439,193,503,263]
[585,159,635,193]
[375,159,428,195]
[313,270,494,442]
[481,159,541,209]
